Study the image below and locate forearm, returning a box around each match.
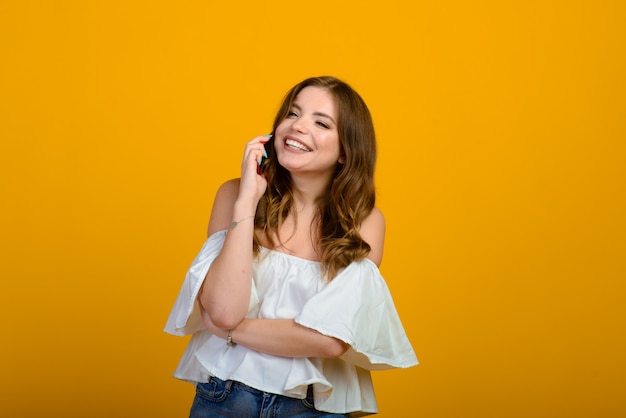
[199,137,270,330]
[202,311,349,358]
[199,200,256,330]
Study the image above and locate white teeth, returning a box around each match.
[286,139,311,152]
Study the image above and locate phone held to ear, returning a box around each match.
[257,134,272,175]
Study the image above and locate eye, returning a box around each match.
[287,111,298,118]
[316,121,330,129]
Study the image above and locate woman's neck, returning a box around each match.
[289,174,331,210]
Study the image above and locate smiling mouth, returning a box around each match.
[285,138,312,152]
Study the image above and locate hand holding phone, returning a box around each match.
[257,135,272,174]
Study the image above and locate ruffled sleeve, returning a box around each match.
[164,230,229,336]
[294,259,418,371]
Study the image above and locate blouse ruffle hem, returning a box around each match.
[164,230,418,417]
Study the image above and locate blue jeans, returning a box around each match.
[189,376,348,418]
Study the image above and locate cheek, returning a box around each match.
[325,133,341,154]
[275,120,288,135]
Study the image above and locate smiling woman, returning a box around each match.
[165,76,418,417]
[274,87,342,195]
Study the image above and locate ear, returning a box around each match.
[338,155,345,164]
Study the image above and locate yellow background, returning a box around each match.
[1,1,624,417]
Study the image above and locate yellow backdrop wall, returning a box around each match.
[1,1,625,417]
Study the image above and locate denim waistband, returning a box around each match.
[208,376,314,398]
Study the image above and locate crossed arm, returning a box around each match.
[197,139,385,359]
[200,309,348,358]
[197,178,354,359]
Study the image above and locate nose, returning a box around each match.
[291,116,308,133]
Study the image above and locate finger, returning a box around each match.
[247,142,268,166]
[247,133,273,146]
[243,150,265,177]
[243,143,263,163]
[243,135,272,177]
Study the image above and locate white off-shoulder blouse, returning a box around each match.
[164,230,418,416]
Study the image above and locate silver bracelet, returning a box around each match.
[231,215,255,230]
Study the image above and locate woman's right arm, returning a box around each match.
[198,136,268,330]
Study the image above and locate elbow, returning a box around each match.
[212,317,242,331]
[321,338,350,359]
[206,309,244,331]
[199,293,245,331]
[200,303,244,331]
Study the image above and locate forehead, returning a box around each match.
[293,86,336,115]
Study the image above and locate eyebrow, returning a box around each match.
[292,103,336,124]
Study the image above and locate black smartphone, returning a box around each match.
[258,137,273,174]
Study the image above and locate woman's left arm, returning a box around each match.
[201,309,348,358]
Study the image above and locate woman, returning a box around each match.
[165,76,418,417]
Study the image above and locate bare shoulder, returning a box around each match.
[207,178,241,237]
[360,207,386,267]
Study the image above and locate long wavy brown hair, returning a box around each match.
[253,76,377,280]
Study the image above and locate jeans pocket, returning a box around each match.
[195,379,231,403]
